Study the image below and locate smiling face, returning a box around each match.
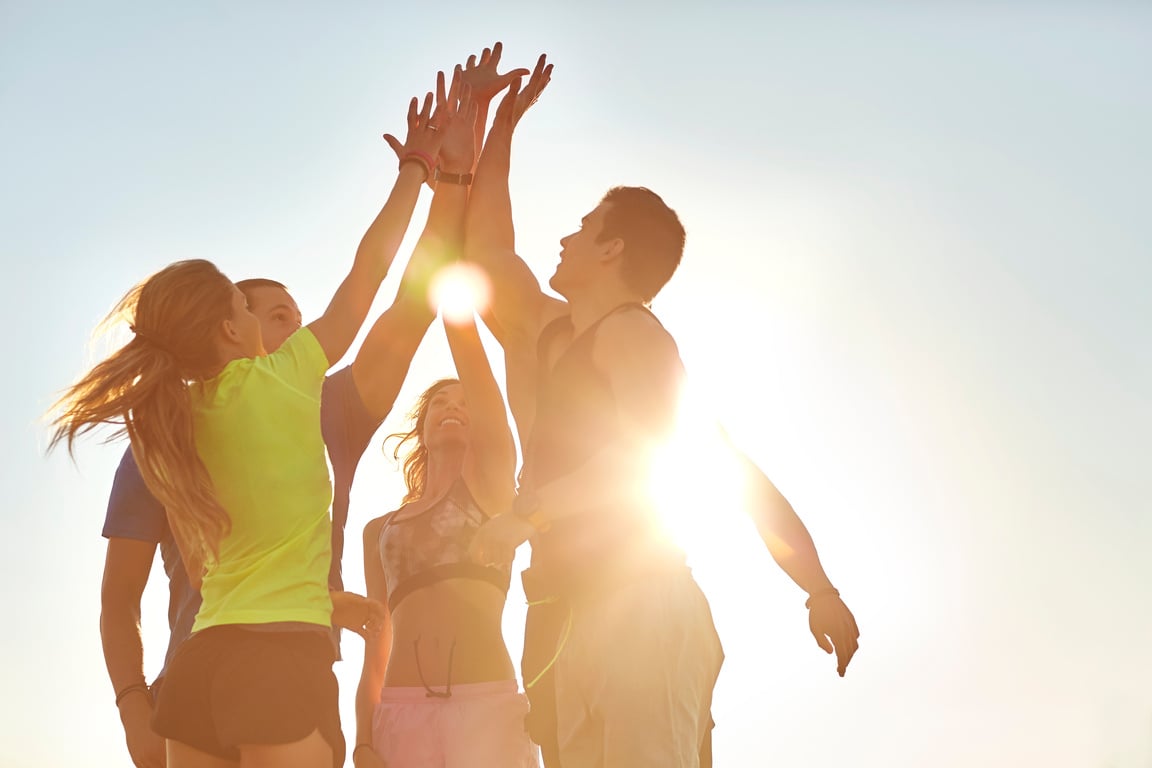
[420,381,470,452]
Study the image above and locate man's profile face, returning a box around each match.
[550,202,616,297]
[241,285,302,353]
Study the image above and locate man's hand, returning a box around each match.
[437,67,479,174]
[807,593,860,677]
[469,513,535,567]
[490,53,553,134]
[461,42,531,106]
[119,693,165,768]
[331,590,387,639]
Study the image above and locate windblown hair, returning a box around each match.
[48,259,236,579]
[597,186,686,304]
[386,378,459,504]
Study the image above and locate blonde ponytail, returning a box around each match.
[49,259,236,576]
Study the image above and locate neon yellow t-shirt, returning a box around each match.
[190,327,333,631]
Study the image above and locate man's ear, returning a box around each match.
[599,237,625,264]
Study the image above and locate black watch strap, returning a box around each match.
[434,168,474,186]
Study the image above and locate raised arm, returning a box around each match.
[352,70,477,419]
[445,311,517,516]
[308,90,444,366]
[464,54,566,347]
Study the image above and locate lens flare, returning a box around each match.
[649,383,746,557]
[431,263,492,323]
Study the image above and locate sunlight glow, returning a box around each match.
[649,382,748,562]
[431,263,492,323]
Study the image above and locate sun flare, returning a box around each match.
[649,383,748,562]
[431,263,492,323]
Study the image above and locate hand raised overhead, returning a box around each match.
[492,53,553,133]
[461,41,530,106]
[382,79,447,179]
[437,66,480,174]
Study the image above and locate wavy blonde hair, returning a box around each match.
[386,378,459,504]
[49,259,236,580]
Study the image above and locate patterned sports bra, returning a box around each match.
[378,478,512,612]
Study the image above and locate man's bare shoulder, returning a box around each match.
[596,307,680,359]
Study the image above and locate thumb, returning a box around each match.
[495,78,523,119]
[382,134,404,159]
[494,68,531,90]
[813,629,834,654]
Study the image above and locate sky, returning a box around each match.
[2,2,1150,766]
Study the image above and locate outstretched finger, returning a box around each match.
[489,41,503,67]
[420,91,434,123]
[466,53,478,70]
[406,96,418,132]
[495,76,523,119]
[436,70,447,111]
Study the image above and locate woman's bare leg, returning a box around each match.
[168,739,240,768]
[239,728,333,768]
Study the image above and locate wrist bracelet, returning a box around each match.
[399,150,436,181]
[804,588,840,610]
[114,681,151,707]
[434,168,474,186]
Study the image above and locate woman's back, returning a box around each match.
[191,326,333,631]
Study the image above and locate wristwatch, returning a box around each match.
[434,168,474,186]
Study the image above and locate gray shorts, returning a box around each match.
[554,569,724,767]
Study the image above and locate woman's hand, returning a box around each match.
[382,81,446,181]
[331,590,387,639]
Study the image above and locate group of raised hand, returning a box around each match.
[380,44,553,195]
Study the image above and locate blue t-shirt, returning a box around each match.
[100,365,380,678]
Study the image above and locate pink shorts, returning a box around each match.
[371,679,540,768]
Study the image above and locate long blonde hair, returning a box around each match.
[49,259,236,578]
[386,378,459,504]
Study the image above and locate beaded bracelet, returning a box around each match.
[804,587,840,610]
[114,681,151,707]
[399,150,436,181]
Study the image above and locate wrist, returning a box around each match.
[353,743,375,763]
[804,586,840,609]
[434,167,474,186]
[399,150,436,182]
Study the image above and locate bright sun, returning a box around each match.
[649,381,749,564]
[431,262,492,322]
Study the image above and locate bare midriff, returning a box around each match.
[383,578,515,688]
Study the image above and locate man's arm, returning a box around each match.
[463,55,566,350]
[101,538,166,768]
[308,91,443,366]
[352,66,476,420]
[727,441,860,676]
